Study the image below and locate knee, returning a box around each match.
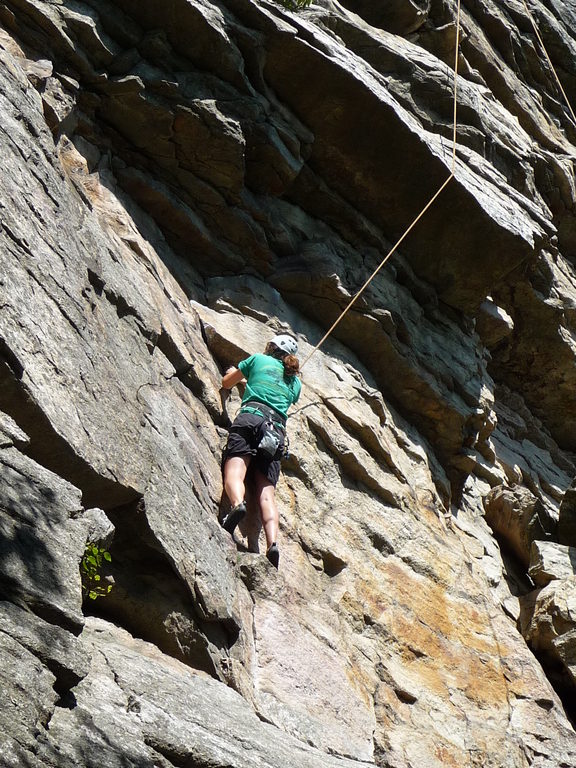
[260,486,276,508]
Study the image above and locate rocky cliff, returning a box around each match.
[1,0,576,766]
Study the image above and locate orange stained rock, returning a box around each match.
[357,558,510,707]
[433,742,463,768]
[344,662,377,709]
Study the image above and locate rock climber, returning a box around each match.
[220,334,302,569]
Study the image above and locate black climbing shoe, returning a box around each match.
[266,543,279,569]
[221,502,246,536]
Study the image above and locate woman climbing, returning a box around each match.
[220,334,302,569]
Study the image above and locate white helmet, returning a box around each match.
[271,334,298,356]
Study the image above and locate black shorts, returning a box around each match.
[222,412,284,487]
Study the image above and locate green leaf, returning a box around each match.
[81,541,114,602]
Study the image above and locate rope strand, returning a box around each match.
[301,0,462,369]
[301,1,576,369]
[300,174,454,369]
[522,0,576,127]
[452,0,462,171]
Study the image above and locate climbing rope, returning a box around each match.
[451,0,461,172]
[522,0,576,128]
[300,0,462,370]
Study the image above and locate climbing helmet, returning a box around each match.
[270,334,298,356]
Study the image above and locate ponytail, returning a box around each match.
[283,354,300,377]
[265,342,300,376]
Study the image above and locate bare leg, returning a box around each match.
[223,455,250,507]
[244,487,263,553]
[253,470,279,549]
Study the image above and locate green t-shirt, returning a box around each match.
[238,353,301,417]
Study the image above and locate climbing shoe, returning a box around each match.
[266,543,280,569]
[221,502,246,536]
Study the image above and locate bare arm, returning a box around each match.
[221,367,245,389]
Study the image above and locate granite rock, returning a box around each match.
[0,0,576,765]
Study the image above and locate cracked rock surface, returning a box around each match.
[1,0,576,766]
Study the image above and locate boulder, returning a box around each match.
[483,485,556,567]
[475,297,515,349]
[520,579,576,696]
[529,541,576,586]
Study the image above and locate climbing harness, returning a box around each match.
[241,400,287,425]
[241,400,288,459]
[300,0,462,370]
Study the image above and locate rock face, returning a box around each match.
[1,0,576,766]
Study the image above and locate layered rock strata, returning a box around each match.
[1,0,576,767]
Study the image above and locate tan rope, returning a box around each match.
[301,0,462,370]
[300,174,454,369]
[522,0,576,127]
[451,0,461,171]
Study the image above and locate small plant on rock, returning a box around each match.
[81,542,113,600]
[277,0,312,10]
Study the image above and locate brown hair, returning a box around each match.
[283,354,300,377]
[265,342,300,377]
